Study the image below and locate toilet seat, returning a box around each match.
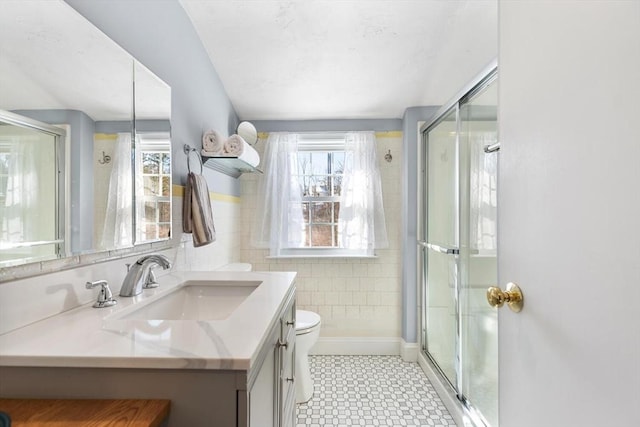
[296,310,321,334]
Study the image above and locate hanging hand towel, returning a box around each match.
[182,171,216,247]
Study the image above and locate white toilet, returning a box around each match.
[295,309,321,403]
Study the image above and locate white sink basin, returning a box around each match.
[114,280,261,321]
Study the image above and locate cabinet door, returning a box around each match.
[278,300,296,427]
[248,344,276,427]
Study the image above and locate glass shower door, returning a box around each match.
[459,77,498,426]
[423,107,460,388]
[420,68,498,426]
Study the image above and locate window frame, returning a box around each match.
[271,134,377,259]
[136,136,172,243]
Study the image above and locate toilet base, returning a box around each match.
[295,352,313,403]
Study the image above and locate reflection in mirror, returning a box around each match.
[0,112,65,267]
[136,134,172,243]
[134,62,172,245]
[0,0,171,276]
[0,0,133,262]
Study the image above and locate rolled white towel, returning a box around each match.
[238,142,260,167]
[223,134,245,156]
[222,134,260,167]
[202,129,223,154]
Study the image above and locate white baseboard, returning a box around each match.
[400,339,419,362]
[309,337,401,356]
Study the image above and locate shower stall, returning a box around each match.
[418,64,498,427]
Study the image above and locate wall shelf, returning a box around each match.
[203,156,262,178]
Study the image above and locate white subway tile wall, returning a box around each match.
[239,135,404,338]
[173,196,243,271]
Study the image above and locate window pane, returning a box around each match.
[311,225,333,246]
[159,201,171,222]
[331,175,343,196]
[299,175,313,197]
[298,152,312,175]
[311,152,330,175]
[162,153,171,174]
[161,176,170,196]
[332,151,345,173]
[144,201,157,222]
[310,175,330,196]
[143,153,160,174]
[311,202,332,223]
[144,176,159,196]
[145,224,158,238]
[333,202,340,222]
[302,224,310,246]
[301,202,309,223]
[334,225,339,247]
[159,224,170,238]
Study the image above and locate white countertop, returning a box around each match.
[0,271,296,371]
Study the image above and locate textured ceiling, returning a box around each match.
[180,0,497,120]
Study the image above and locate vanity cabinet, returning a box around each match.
[243,291,296,427]
[0,281,297,427]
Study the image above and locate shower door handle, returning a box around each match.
[487,282,524,312]
[418,241,459,255]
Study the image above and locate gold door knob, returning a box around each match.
[487,282,523,312]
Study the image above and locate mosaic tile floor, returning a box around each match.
[296,355,456,427]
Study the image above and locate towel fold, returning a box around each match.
[223,134,245,156]
[223,134,260,167]
[182,172,216,247]
[202,130,224,155]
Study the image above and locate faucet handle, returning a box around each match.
[144,268,160,289]
[86,280,117,308]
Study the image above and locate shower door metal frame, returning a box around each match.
[418,60,498,427]
[0,109,67,260]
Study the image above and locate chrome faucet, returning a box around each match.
[119,254,172,297]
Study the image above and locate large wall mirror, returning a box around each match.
[0,0,172,273]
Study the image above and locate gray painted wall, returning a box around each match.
[401,106,439,343]
[65,0,240,196]
[62,0,443,344]
[14,109,96,253]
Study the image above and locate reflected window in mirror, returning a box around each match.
[136,134,171,243]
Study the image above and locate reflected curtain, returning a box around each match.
[1,137,39,246]
[338,131,388,251]
[251,132,305,254]
[469,133,497,252]
[101,133,133,249]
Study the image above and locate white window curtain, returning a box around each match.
[1,137,40,245]
[251,132,305,254]
[338,131,388,252]
[469,132,497,252]
[101,132,133,249]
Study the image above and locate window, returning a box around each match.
[295,148,344,247]
[136,136,171,243]
[253,132,388,258]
